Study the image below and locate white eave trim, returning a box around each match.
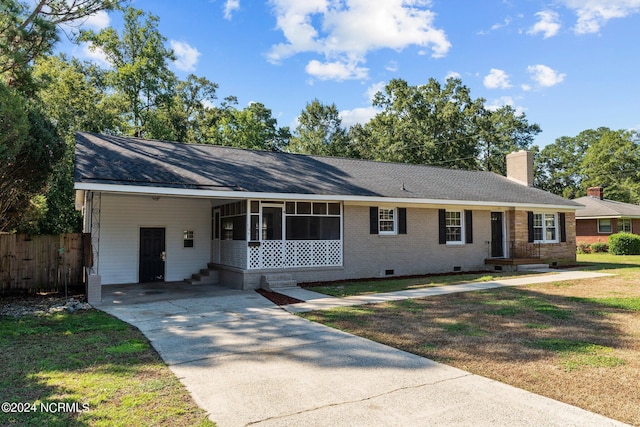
[577,215,640,220]
[74,182,581,211]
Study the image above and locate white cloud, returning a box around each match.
[366,81,386,101]
[478,17,512,35]
[76,42,111,67]
[527,64,566,87]
[224,0,240,20]
[60,9,110,32]
[170,40,201,72]
[445,71,461,80]
[305,59,368,81]
[385,61,399,72]
[81,10,111,30]
[528,10,561,38]
[267,0,451,81]
[339,106,379,128]
[485,96,526,115]
[483,68,512,89]
[558,0,640,34]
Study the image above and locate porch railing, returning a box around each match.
[509,241,541,259]
[248,240,342,269]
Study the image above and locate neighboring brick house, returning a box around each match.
[74,133,581,292]
[574,187,640,244]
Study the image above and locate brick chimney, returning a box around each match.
[587,186,604,200]
[506,150,534,187]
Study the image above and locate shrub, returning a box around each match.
[590,242,609,253]
[576,241,591,254]
[608,233,640,255]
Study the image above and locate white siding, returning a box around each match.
[97,193,211,285]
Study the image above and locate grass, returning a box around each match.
[301,253,640,426]
[0,310,215,427]
[305,271,537,297]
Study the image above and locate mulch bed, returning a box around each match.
[255,289,304,306]
[0,292,89,317]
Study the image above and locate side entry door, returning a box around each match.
[139,228,166,282]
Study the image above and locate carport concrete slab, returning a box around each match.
[144,316,351,365]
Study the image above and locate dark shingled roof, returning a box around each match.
[573,196,640,218]
[74,132,580,208]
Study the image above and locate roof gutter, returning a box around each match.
[74,182,583,211]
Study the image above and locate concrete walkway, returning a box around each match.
[279,270,614,313]
[98,270,626,427]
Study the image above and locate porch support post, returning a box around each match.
[87,274,102,305]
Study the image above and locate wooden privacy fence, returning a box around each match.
[0,233,84,293]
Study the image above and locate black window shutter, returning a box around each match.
[438,209,446,244]
[527,211,534,243]
[369,207,378,234]
[398,208,407,234]
[465,210,473,244]
[559,212,567,242]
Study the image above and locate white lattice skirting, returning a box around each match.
[249,240,342,269]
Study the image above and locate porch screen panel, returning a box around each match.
[286,217,340,240]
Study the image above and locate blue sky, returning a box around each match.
[62,0,640,148]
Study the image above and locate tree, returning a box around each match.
[350,78,542,171]
[534,127,634,201]
[30,55,122,233]
[146,74,218,143]
[79,6,176,137]
[351,78,483,168]
[1,0,119,89]
[206,98,290,151]
[0,96,65,232]
[477,105,541,174]
[289,99,352,157]
[581,129,640,204]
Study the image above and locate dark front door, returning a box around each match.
[491,212,504,258]
[139,228,166,282]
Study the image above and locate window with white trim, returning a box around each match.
[534,213,557,243]
[183,230,194,248]
[620,218,632,233]
[445,211,463,243]
[378,208,396,234]
[598,218,612,234]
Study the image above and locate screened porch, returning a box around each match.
[212,199,343,270]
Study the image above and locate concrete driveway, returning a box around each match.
[99,287,626,427]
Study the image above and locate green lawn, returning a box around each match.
[0,310,215,427]
[298,252,640,425]
[577,253,640,271]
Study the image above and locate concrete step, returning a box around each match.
[261,273,298,291]
[517,264,550,271]
[185,268,219,285]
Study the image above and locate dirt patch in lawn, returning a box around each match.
[301,276,640,426]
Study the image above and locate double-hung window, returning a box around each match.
[619,219,632,233]
[378,208,396,235]
[533,213,557,243]
[445,211,463,243]
[598,219,612,233]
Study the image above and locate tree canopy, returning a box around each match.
[535,127,640,203]
[347,78,540,172]
[2,1,638,234]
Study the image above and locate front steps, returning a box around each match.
[185,263,220,285]
[517,263,551,271]
[261,273,298,292]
